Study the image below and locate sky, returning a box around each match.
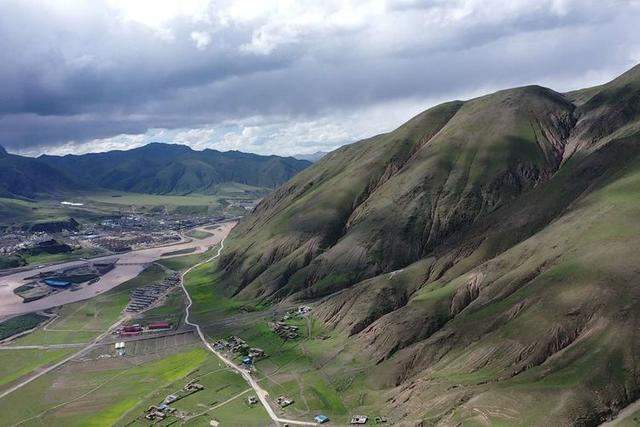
[2,0,640,157]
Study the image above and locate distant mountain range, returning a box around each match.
[0,143,310,199]
[0,146,81,199]
[292,151,328,162]
[216,64,640,424]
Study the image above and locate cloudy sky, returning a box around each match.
[2,0,640,157]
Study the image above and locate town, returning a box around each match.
[0,207,233,274]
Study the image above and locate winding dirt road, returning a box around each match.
[180,239,317,427]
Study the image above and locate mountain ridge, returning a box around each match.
[212,64,640,425]
[39,142,310,195]
[1,142,311,199]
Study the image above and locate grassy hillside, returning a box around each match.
[208,64,640,425]
[0,148,82,199]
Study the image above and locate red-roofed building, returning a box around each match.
[148,322,170,330]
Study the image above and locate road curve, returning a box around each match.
[180,239,317,427]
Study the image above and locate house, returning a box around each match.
[350,415,368,424]
[148,321,170,330]
[248,396,258,405]
[164,394,178,404]
[248,348,266,358]
[298,305,312,315]
[314,415,330,424]
[122,325,142,333]
[114,341,126,356]
[241,356,253,365]
[276,396,294,408]
[184,382,204,392]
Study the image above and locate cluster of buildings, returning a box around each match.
[99,214,221,232]
[213,336,267,370]
[81,212,223,252]
[142,380,205,421]
[269,305,313,340]
[125,273,180,313]
[270,321,300,340]
[89,231,181,252]
[0,209,225,268]
[0,232,63,256]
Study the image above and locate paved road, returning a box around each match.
[180,239,317,427]
[0,222,235,318]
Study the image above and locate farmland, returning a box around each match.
[0,233,277,426]
[0,263,172,396]
[0,313,48,341]
[0,347,210,426]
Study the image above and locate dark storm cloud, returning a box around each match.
[1,0,639,155]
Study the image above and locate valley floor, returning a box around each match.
[0,222,235,318]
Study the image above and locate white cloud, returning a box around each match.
[190,31,212,49]
[3,0,640,157]
[107,0,211,29]
[173,127,215,146]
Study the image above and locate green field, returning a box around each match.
[0,348,75,391]
[160,247,196,257]
[183,261,266,321]
[116,351,270,427]
[0,241,274,426]
[0,197,105,228]
[24,246,104,265]
[0,246,272,427]
[186,229,214,240]
[157,249,216,272]
[0,347,212,427]
[0,313,48,340]
[0,335,270,426]
[0,189,250,228]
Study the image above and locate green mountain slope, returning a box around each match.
[214,64,640,424]
[0,146,82,199]
[38,143,310,196]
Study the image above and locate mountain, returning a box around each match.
[0,148,82,199]
[214,64,640,424]
[292,151,328,162]
[38,143,310,196]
